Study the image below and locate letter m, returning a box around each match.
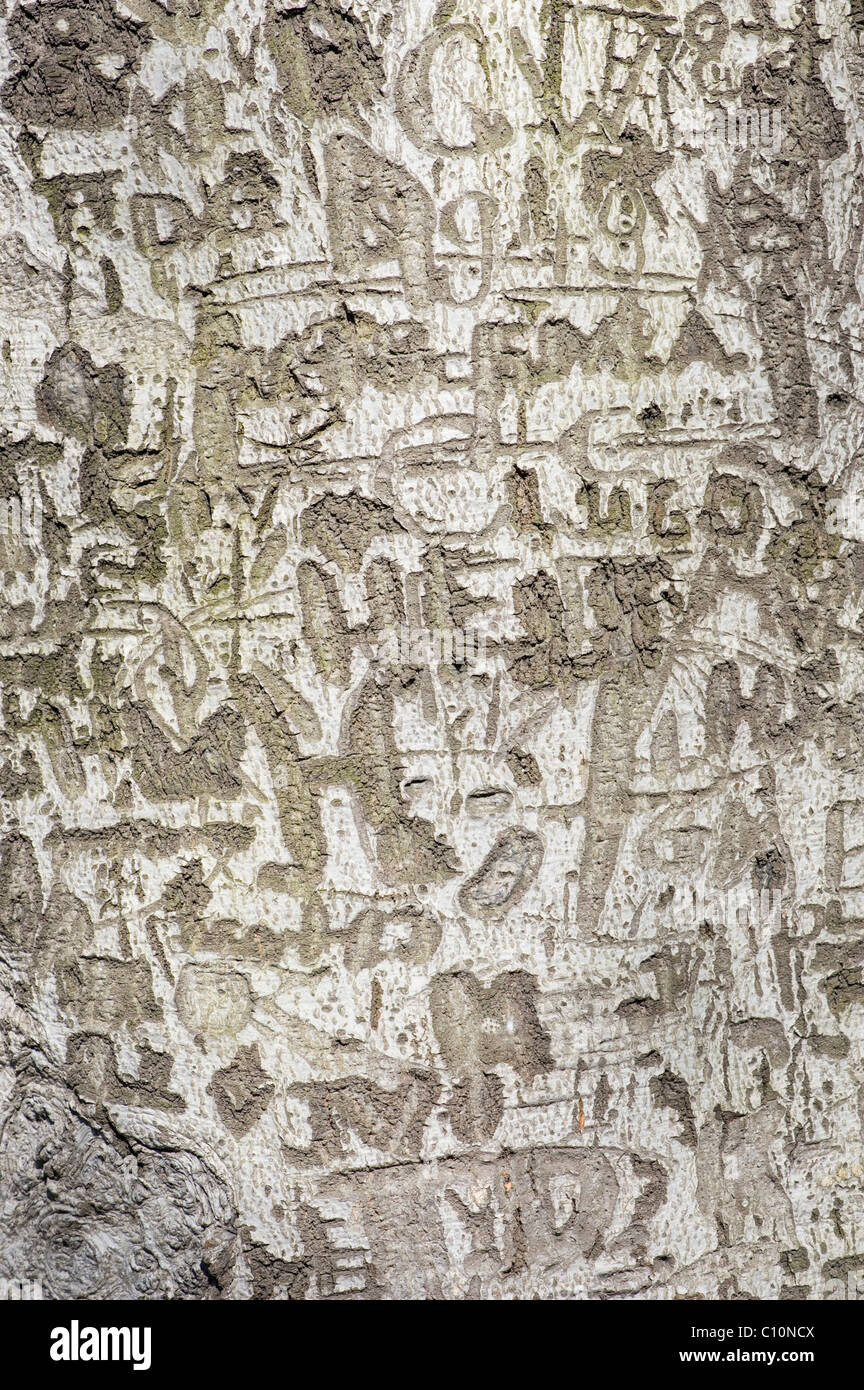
[101,1328,131,1361]
[734,108,759,147]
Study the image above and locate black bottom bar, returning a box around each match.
[1,1296,853,1378]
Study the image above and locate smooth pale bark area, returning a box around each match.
[0,0,863,1300]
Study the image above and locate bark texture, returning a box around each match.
[1,0,864,1300]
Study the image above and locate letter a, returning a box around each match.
[50,1328,71,1362]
